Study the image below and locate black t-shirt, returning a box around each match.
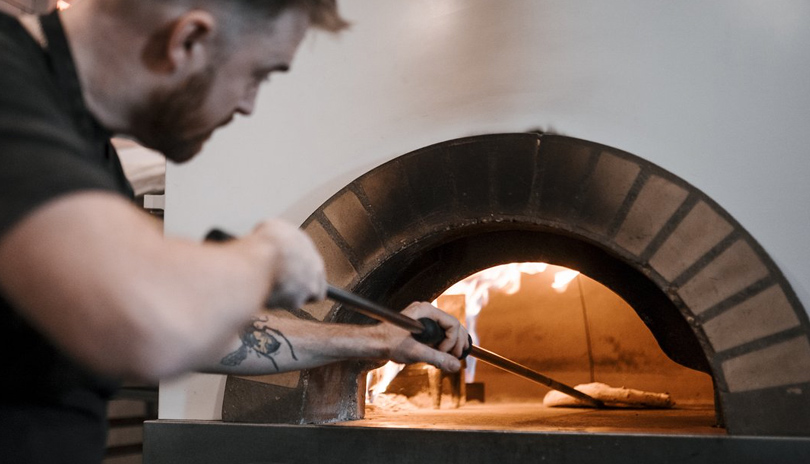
[0,11,134,464]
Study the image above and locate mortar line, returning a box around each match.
[638,193,699,263]
[348,182,392,254]
[315,211,361,273]
[606,169,648,240]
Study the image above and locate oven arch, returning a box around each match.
[224,133,810,436]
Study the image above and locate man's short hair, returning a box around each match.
[233,0,349,32]
[145,0,348,33]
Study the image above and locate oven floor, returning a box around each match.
[341,401,723,435]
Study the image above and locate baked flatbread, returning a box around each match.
[543,382,674,408]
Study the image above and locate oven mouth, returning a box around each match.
[360,257,717,435]
[342,225,710,375]
[221,133,810,437]
[329,227,717,434]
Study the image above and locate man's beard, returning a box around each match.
[131,66,220,163]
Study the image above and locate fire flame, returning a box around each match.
[436,263,549,382]
[551,269,580,292]
[366,361,405,404]
[365,262,582,399]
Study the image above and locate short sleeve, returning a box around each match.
[0,24,120,239]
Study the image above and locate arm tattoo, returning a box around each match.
[221,316,298,371]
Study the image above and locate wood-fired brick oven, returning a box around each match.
[146,133,810,464]
[200,133,809,435]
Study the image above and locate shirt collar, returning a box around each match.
[39,10,111,143]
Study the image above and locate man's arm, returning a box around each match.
[0,191,325,382]
[201,303,470,376]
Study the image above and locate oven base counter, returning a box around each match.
[145,411,810,464]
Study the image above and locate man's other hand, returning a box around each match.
[250,219,326,310]
[384,302,470,373]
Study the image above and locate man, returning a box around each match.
[0,1,470,462]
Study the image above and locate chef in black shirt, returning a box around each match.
[0,1,469,462]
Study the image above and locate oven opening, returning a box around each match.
[361,261,717,434]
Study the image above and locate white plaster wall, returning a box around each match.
[159,0,810,419]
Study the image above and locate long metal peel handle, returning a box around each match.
[471,346,605,408]
[326,285,471,355]
[329,285,602,407]
[325,285,425,334]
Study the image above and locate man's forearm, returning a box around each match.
[200,300,470,376]
[199,310,392,376]
[0,193,282,381]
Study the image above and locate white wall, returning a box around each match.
[159,0,810,419]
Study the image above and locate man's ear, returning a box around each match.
[165,10,217,74]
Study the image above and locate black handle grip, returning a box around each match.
[205,229,234,242]
[413,318,473,360]
[461,334,473,360]
[413,318,444,346]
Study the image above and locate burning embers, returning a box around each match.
[365,262,711,412]
[367,363,466,412]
